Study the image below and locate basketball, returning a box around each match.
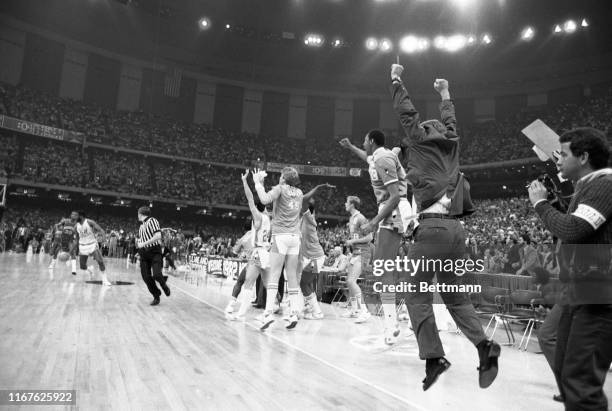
[57,251,70,262]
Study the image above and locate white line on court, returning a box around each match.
[173,284,428,411]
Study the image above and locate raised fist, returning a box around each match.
[434,79,449,93]
[391,64,404,80]
[338,137,352,148]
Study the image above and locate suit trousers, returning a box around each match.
[555,304,612,411]
[405,217,487,359]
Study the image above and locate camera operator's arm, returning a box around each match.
[389,64,426,146]
[529,179,612,242]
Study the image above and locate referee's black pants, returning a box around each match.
[139,246,166,298]
[555,304,612,410]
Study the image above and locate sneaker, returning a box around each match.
[48,261,56,269]
[225,300,238,314]
[341,310,358,318]
[285,313,299,329]
[150,296,160,306]
[227,313,245,322]
[273,302,282,314]
[384,325,401,345]
[477,340,501,388]
[256,312,275,331]
[102,279,112,287]
[422,358,452,391]
[304,311,324,320]
[354,311,371,324]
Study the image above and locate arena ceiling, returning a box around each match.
[3,0,612,90]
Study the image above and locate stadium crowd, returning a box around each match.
[2,195,560,278]
[2,82,610,168]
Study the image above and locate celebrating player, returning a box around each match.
[297,186,335,320]
[343,195,373,323]
[227,170,271,322]
[253,167,304,330]
[340,131,412,344]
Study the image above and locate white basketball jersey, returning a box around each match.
[76,219,97,246]
[251,213,271,248]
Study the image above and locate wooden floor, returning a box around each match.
[1,253,611,411]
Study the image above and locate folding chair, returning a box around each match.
[498,289,543,350]
[473,286,513,345]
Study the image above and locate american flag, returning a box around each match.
[164,67,182,98]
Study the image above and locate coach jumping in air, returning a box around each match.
[390,63,501,391]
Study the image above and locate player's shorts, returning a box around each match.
[271,234,300,256]
[79,241,98,256]
[249,247,270,270]
[378,197,413,234]
[301,255,326,273]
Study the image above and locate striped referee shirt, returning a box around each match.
[139,217,162,248]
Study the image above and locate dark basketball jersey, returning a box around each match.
[60,225,76,249]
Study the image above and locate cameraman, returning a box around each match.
[528,127,612,411]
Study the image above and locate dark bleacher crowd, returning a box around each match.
[2,194,561,277]
[2,83,610,169]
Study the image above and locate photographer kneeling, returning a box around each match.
[528,127,612,411]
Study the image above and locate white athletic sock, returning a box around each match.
[287,288,300,315]
[71,259,77,273]
[355,293,365,311]
[306,293,322,314]
[236,287,253,317]
[382,303,397,328]
[265,284,278,314]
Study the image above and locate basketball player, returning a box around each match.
[253,167,304,330]
[343,196,373,323]
[227,170,271,322]
[48,218,77,275]
[70,210,111,286]
[161,228,177,272]
[225,229,253,314]
[298,196,330,320]
[340,131,412,344]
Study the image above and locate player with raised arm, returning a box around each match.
[339,130,412,344]
[343,196,373,323]
[227,170,271,321]
[297,183,335,320]
[224,229,253,314]
[253,167,304,330]
[71,210,111,286]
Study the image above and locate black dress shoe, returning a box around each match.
[161,283,171,297]
[553,394,564,403]
[422,358,451,391]
[477,340,501,388]
[150,296,160,306]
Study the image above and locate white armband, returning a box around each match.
[572,204,606,230]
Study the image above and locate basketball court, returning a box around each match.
[2,254,606,410]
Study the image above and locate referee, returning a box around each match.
[137,206,170,306]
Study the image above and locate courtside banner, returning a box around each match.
[0,115,84,143]
[266,162,349,177]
